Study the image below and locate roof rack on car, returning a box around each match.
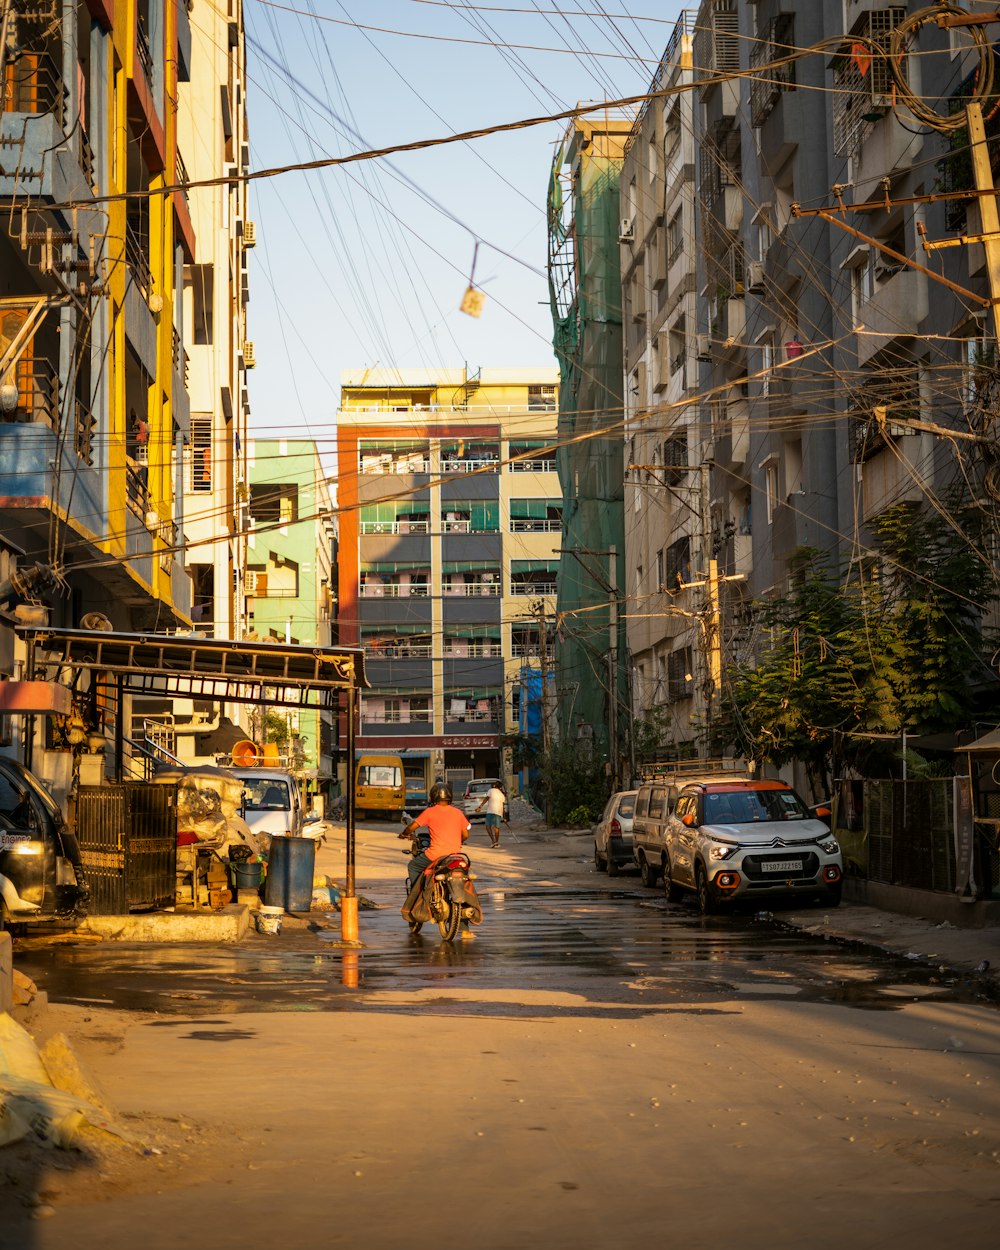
[636,757,752,780]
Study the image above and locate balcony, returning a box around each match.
[360,581,429,598]
[509,581,557,596]
[509,518,561,533]
[443,582,501,597]
[441,458,500,474]
[0,356,58,429]
[510,457,556,473]
[855,270,928,367]
[125,219,152,298]
[444,642,503,658]
[359,519,429,535]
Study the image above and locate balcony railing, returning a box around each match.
[509,518,561,533]
[365,643,433,658]
[509,581,557,596]
[360,582,429,598]
[360,457,431,475]
[74,397,95,465]
[446,709,497,723]
[360,519,429,535]
[136,22,154,83]
[1,356,58,428]
[172,328,190,386]
[3,50,64,123]
[126,461,151,517]
[361,709,433,724]
[442,518,471,533]
[125,219,152,297]
[510,643,540,657]
[444,643,503,658]
[441,458,500,473]
[509,458,556,472]
[443,582,501,597]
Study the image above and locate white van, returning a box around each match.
[230,769,304,847]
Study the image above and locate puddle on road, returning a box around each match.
[13,887,1000,1018]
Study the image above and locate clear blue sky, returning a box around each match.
[241,0,686,440]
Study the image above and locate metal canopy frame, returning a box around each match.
[16,626,368,940]
[17,627,369,709]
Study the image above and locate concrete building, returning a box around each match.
[616,0,999,762]
[619,11,707,757]
[335,368,561,795]
[244,438,334,785]
[0,0,195,648]
[176,0,253,644]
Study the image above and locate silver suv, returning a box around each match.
[662,780,842,914]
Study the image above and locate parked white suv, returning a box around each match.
[662,780,842,914]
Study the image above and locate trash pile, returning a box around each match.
[0,1013,133,1152]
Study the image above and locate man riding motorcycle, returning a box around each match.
[398,781,470,890]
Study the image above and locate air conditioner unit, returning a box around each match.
[746,260,765,294]
[244,341,256,368]
[243,220,257,247]
[619,217,635,243]
[696,334,712,360]
[874,261,903,283]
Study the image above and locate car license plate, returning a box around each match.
[764,859,802,872]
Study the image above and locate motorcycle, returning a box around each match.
[399,815,483,940]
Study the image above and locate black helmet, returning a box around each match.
[429,781,453,804]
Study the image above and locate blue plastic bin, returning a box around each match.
[263,836,316,913]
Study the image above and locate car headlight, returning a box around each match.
[819,836,839,855]
[708,842,737,861]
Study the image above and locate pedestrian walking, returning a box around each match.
[476,782,508,848]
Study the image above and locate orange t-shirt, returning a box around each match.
[414,804,470,861]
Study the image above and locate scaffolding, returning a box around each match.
[547,116,633,783]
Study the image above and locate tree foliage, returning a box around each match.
[714,498,997,797]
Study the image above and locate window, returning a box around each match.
[190,415,212,492]
[443,501,499,532]
[527,383,557,408]
[509,440,555,471]
[765,462,779,524]
[832,8,907,157]
[359,500,430,534]
[359,440,430,474]
[663,536,691,590]
[662,433,689,483]
[249,483,298,525]
[847,249,877,320]
[187,264,214,345]
[667,647,693,702]
[750,14,795,127]
[509,499,561,532]
[667,210,684,267]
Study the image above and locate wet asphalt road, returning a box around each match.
[15,869,1000,1019]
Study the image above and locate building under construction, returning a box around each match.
[547,116,632,783]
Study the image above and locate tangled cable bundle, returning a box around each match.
[887,2,998,131]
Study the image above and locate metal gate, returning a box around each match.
[76,784,176,914]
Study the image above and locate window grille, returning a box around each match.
[750,14,795,127]
[190,415,212,492]
[832,8,906,158]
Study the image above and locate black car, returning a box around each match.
[0,756,89,930]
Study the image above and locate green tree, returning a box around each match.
[715,552,879,798]
[867,496,996,733]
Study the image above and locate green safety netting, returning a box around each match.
[547,121,629,771]
[360,499,430,521]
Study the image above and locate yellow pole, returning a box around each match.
[967,102,1000,349]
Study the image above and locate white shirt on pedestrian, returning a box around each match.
[481,786,505,816]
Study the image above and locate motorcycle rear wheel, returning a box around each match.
[438,901,462,941]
